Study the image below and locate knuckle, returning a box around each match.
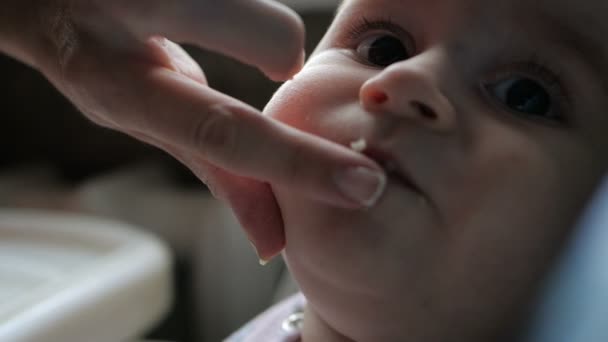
[192,107,238,162]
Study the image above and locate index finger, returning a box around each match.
[141,68,387,210]
[109,0,306,81]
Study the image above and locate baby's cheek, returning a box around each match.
[264,63,361,129]
[263,81,308,127]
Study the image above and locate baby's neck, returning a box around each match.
[301,305,354,342]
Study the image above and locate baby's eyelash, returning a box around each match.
[482,53,573,126]
[514,54,571,106]
[347,16,404,41]
[527,54,567,96]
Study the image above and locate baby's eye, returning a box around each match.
[356,34,410,67]
[485,76,562,122]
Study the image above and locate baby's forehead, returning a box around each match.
[337,0,605,28]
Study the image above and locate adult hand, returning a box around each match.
[1,0,386,261]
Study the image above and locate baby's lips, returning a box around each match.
[328,138,387,208]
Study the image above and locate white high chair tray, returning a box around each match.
[0,209,172,342]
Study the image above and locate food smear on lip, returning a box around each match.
[350,138,367,153]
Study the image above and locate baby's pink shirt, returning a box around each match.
[225,293,306,342]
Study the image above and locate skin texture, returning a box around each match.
[264,0,608,340]
[0,0,389,261]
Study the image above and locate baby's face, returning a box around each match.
[265,0,608,340]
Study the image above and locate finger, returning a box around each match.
[43,29,292,260]
[129,130,286,261]
[134,67,386,209]
[145,36,207,85]
[189,162,286,262]
[108,0,306,81]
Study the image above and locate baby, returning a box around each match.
[228,0,608,341]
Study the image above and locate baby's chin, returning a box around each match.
[273,185,373,268]
[275,185,437,341]
[273,184,405,290]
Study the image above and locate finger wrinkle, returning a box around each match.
[45,1,79,70]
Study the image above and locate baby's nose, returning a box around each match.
[359,61,456,133]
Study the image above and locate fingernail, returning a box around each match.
[250,241,274,266]
[333,167,386,207]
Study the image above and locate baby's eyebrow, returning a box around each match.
[536,10,607,81]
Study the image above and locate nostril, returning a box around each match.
[411,101,437,120]
[369,90,389,105]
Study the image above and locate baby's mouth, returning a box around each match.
[359,146,423,195]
